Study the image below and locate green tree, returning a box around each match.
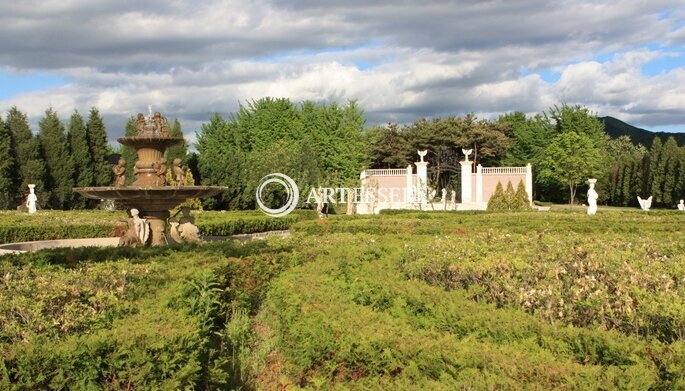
[366,123,412,168]
[38,108,74,209]
[499,112,554,166]
[6,107,47,207]
[86,107,110,186]
[197,98,368,210]
[538,131,602,205]
[165,118,187,166]
[0,115,16,208]
[67,110,94,208]
[546,104,606,145]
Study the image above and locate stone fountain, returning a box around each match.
[73,111,226,246]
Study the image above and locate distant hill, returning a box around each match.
[599,116,685,148]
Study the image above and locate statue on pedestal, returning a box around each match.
[26,184,38,214]
[586,179,598,215]
[637,196,652,212]
[462,148,473,162]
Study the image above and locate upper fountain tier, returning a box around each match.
[118,111,184,148]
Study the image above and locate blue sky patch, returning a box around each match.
[0,72,67,100]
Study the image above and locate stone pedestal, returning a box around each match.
[415,161,428,203]
[141,209,171,246]
[460,161,473,203]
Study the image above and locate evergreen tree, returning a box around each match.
[0,115,16,208]
[38,108,74,209]
[512,180,532,210]
[120,116,138,185]
[647,137,664,204]
[504,181,515,209]
[660,137,679,206]
[67,110,94,208]
[165,118,187,166]
[87,107,111,186]
[487,182,507,211]
[6,107,47,207]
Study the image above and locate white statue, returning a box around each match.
[678,200,684,211]
[441,188,447,210]
[586,179,598,216]
[637,196,652,212]
[462,148,473,162]
[417,150,428,162]
[131,208,150,244]
[26,184,38,214]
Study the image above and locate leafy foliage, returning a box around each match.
[197,98,367,210]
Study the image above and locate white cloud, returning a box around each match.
[0,0,684,139]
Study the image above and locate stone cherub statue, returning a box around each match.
[169,207,201,243]
[152,158,167,186]
[678,199,685,211]
[112,158,126,186]
[173,158,185,184]
[119,208,150,247]
[134,111,171,137]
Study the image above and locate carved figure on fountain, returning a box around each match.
[113,159,126,186]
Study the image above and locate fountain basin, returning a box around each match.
[74,185,227,246]
[73,186,226,210]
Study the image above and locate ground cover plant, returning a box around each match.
[2,209,685,389]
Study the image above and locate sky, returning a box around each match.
[1,0,685,144]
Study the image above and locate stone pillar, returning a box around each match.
[476,164,483,204]
[525,163,533,204]
[460,160,473,203]
[406,165,413,204]
[415,161,429,204]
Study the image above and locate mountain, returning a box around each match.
[599,116,685,148]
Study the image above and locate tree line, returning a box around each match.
[0,107,111,209]
[2,99,684,210]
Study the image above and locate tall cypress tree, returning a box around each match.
[120,116,138,185]
[68,110,94,208]
[165,118,187,166]
[0,115,16,208]
[38,108,74,209]
[87,107,111,186]
[6,107,47,207]
[661,137,679,206]
[647,137,665,204]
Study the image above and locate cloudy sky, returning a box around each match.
[1,0,684,143]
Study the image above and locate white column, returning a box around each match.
[460,161,473,203]
[415,161,429,204]
[525,163,533,205]
[476,164,483,204]
[405,165,413,204]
